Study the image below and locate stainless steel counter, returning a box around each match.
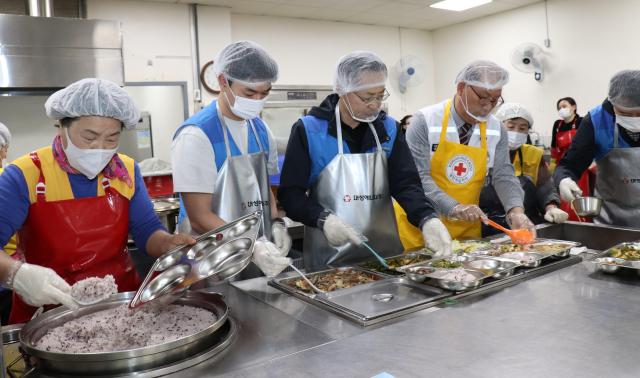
[169,222,640,378]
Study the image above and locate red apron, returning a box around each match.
[553,127,591,222]
[9,152,140,324]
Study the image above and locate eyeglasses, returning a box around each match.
[353,89,391,105]
[468,86,504,107]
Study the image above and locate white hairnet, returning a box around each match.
[608,70,640,111]
[334,51,387,95]
[212,41,278,87]
[45,78,140,129]
[496,102,533,128]
[455,60,510,90]
[0,122,10,147]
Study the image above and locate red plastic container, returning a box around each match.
[143,174,174,198]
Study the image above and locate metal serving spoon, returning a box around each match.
[288,264,326,294]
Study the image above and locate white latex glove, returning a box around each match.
[271,222,292,257]
[12,263,78,310]
[507,211,537,239]
[544,206,569,224]
[322,214,363,247]
[421,218,453,258]
[252,240,292,277]
[559,178,582,202]
[449,204,486,222]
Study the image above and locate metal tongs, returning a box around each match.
[288,264,326,294]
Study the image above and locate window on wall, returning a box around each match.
[0,0,82,18]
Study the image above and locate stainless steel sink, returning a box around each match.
[536,222,640,251]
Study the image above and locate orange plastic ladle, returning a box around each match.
[483,217,535,245]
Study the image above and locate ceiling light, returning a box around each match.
[430,0,492,12]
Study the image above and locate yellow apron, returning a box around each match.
[513,144,543,185]
[394,99,487,247]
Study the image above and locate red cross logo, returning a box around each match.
[343,195,352,202]
[453,162,467,176]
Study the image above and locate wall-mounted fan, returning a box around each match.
[510,43,545,82]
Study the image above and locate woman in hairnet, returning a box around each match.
[479,103,567,236]
[172,41,292,277]
[555,70,640,227]
[396,61,534,248]
[0,78,195,324]
[278,51,450,272]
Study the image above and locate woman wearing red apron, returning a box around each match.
[551,97,590,221]
[0,78,194,324]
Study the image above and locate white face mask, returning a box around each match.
[63,128,117,179]
[558,107,573,119]
[461,91,490,122]
[343,96,380,123]
[507,131,528,150]
[224,87,266,120]
[0,159,6,168]
[617,115,640,133]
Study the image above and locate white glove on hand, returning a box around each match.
[13,263,77,310]
[271,222,292,257]
[559,178,582,202]
[507,212,537,239]
[544,207,569,224]
[322,214,363,247]
[449,204,486,222]
[252,240,292,277]
[421,218,453,258]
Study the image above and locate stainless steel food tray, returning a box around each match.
[130,211,262,308]
[589,242,640,274]
[357,252,433,276]
[269,268,452,326]
[273,267,389,298]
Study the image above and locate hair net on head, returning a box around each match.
[333,51,388,95]
[0,122,10,147]
[495,102,533,128]
[608,70,640,111]
[45,78,140,129]
[455,60,510,90]
[212,40,279,87]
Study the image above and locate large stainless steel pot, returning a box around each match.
[19,291,229,376]
[152,197,180,234]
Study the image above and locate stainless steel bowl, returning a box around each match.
[430,269,485,291]
[572,196,603,217]
[402,266,436,283]
[499,252,545,268]
[594,257,627,273]
[20,291,230,376]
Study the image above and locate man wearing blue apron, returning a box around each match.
[555,70,640,227]
[278,51,451,272]
[172,41,291,277]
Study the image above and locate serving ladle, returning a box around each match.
[482,217,535,245]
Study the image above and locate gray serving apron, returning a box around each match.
[594,124,640,227]
[303,106,404,272]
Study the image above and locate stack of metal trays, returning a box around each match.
[129,211,262,308]
[269,267,449,326]
[589,242,640,274]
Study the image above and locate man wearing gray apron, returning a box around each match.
[555,70,640,227]
[172,41,291,277]
[278,51,452,272]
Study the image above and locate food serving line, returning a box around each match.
[3,221,640,377]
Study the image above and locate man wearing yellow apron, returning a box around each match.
[395,61,535,249]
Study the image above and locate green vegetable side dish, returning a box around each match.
[451,240,491,254]
[609,244,640,261]
[361,254,432,274]
[431,260,462,269]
